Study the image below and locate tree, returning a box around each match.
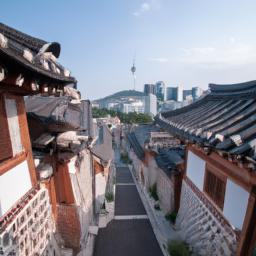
[92,107,152,124]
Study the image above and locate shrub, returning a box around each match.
[120,152,132,164]
[105,192,114,202]
[167,240,191,256]
[165,212,177,224]
[149,183,159,201]
[154,203,160,210]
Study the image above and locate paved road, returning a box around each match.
[94,166,163,256]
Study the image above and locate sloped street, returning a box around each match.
[94,166,163,256]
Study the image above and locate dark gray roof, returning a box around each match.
[26,96,93,135]
[92,125,113,162]
[0,22,75,84]
[155,148,184,176]
[127,125,160,160]
[156,81,256,162]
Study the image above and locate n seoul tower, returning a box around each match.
[131,58,136,90]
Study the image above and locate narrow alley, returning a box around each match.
[94,166,163,256]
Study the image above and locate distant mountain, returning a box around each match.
[94,90,145,103]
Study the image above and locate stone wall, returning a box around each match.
[176,178,238,256]
[129,149,175,214]
[157,169,174,214]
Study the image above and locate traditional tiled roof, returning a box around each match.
[155,147,184,176]
[155,81,256,164]
[127,124,160,160]
[0,22,75,84]
[26,95,93,135]
[127,132,145,160]
[92,125,113,162]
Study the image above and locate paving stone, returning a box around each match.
[94,219,163,256]
[116,167,134,183]
[115,185,146,215]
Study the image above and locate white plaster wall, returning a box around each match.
[147,157,158,187]
[223,179,249,229]
[95,173,107,213]
[0,160,31,216]
[68,150,94,242]
[186,151,205,190]
[5,98,23,155]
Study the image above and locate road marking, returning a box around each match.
[116,183,135,186]
[114,215,148,220]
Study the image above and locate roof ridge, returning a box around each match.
[0,22,46,52]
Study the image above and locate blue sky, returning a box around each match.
[2,0,256,99]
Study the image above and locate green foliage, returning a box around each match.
[149,183,159,201]
[154,203,161,210]
[167,240,191,256]
[105,192,114,202]
[92,107,152,124]
[165,212,177,224]
[120,152,132,164]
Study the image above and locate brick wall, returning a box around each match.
[176,179,238,255]
[56,204,81,250]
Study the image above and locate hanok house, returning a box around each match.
[155,81,256,255]
[0,23,76,256]
[127,124,184,214]
[25,93,96,255]
[91,124,114,214]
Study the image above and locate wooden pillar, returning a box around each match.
[173,172,183,213]
[236,188,256,255]
[16,96,38,186]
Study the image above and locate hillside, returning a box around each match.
[94,90,145,102]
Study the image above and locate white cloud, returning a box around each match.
[148,57,169,63]
[179,40,256,68]
[133,0,161,16]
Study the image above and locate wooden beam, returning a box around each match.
[0,152,26,175]
[188,144,256,191]
[236,189,256,255]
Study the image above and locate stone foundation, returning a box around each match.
[176,178,238,256]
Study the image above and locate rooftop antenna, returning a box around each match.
[131,54,136,90]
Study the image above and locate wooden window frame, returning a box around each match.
[203,164,227,210]
[0,93,25,169]
[0,93,13,162]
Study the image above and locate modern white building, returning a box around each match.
[144,94,157,117]
[121,100,145,114]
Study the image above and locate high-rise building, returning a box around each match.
[166,86,182,101]
[144,84,156,95]
[155,81,166,101]
[183,89,192,100]
[192,87,203,100]
[144,94,157,117]
[166,87,177,101]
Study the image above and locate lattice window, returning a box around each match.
[204,169,226,210]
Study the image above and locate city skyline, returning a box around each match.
[2,0,256,99]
